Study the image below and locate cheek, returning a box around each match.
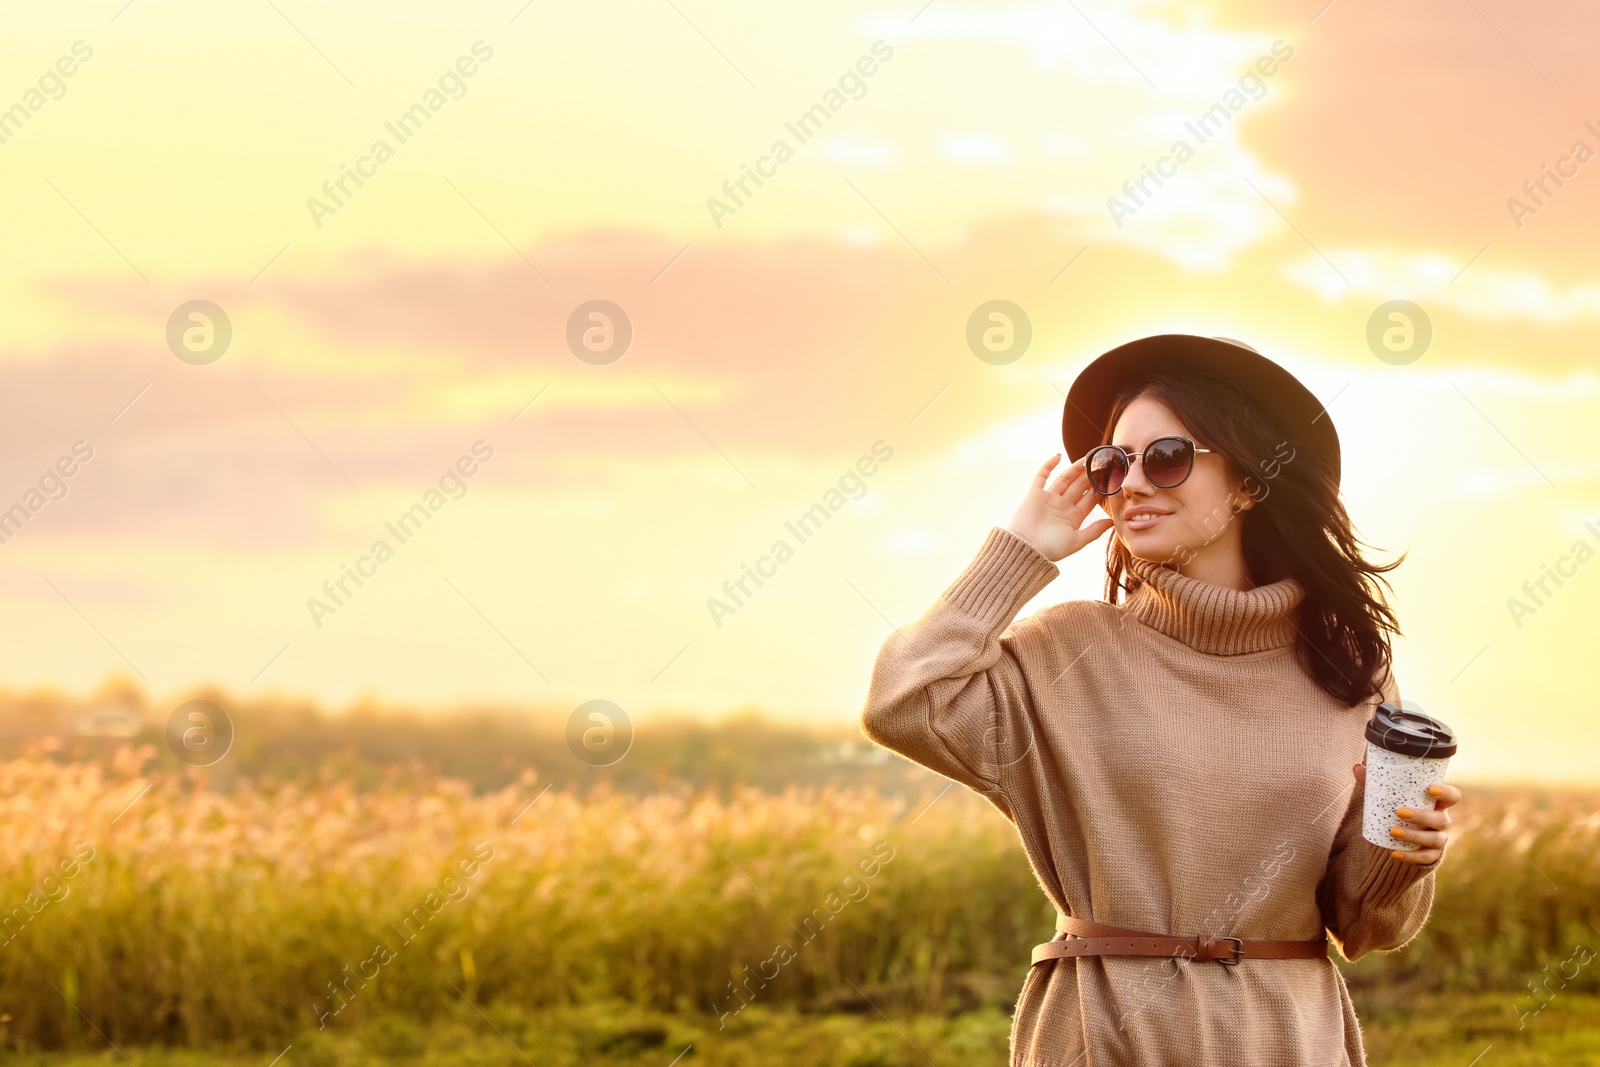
[1184,474,1235,512]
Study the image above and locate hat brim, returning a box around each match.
[1062,334,1340,487]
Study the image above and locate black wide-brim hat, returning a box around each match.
[1062,334,1341,487]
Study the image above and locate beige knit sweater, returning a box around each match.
[859,525,1437,1067]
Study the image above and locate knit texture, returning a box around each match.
[859,526,1438,1067]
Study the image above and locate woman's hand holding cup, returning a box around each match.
[1354,762,1460,866]
[1007,453,1116,563]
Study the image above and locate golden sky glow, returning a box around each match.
[1,1,1597,781]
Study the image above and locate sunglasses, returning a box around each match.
[1085,435,1215,495]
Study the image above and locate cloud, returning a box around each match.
[1282,247,1600,323]
[6,230,1014,547]
[1455,462,1600,498]
[822,137,901,166]
[937,131,1014,164]
[861,0,1278,87]
[1044,154,1299,272]
[1038,131,1093,158]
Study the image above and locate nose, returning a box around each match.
[1118,453,1157,497]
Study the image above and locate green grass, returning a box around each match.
[3,715,1596,1059]
[7,993,1600,1067]
[1360,991,1600,1066]
[6,768,1598,1042]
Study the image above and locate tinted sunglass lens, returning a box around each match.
[1087,448,1126,493]
[1144,437,1193,486]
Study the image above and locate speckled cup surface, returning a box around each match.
[1361,743,1451,851]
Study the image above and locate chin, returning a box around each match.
[1122,532,1182,560]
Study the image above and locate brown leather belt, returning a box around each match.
[1031,915,1328,968]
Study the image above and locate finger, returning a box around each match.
[1387,825,1446,850]
[1079,517,1114,542]
[1045,455,1087,494]
[1031,453,1063,491]
[1394,805,1450,831]
[1052,488,1106,533]
[1048,472,1093,510]
[1425,782,1461,809]
[1061,459,1099,498]
[1351,763,1364,787]
[1388,845,1442,865]
[1058,469,1095,504]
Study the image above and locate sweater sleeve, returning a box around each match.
[1317,668,1439,962]
[858,525,1061,801]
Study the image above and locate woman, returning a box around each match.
[859,334,1460,1066]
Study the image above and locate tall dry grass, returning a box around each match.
[0,745,1594,1052]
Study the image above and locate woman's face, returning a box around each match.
[1102,396,1251,568]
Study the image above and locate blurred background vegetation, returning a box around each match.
[0,676,905,798]
[1,680,1596,1066]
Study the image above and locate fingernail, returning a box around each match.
[1391,850,1405,860]
[1397,807,1413,819]
[1427,786,1442,796]
[1390,827,1406,838]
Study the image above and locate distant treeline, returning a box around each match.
[0,678,912,799]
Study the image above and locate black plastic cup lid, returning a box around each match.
[1366,702,1457,759]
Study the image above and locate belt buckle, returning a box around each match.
[1216,937,1243,967]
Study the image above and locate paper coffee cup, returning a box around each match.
[1361,701,1458,851]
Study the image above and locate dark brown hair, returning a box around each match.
[1099,363,1405,707]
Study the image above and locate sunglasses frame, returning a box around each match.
[1084,435,1215,496]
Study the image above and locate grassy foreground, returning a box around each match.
[1,735,1596,1058]
[6,993,1600,1067]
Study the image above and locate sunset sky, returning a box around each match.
[1,0,1596,781]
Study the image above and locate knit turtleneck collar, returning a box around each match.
[1120,555,1305,655]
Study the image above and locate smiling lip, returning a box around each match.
[1123,509,1171,530]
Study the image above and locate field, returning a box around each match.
[0,691,1596,1065]
[7,995,1600,1067]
